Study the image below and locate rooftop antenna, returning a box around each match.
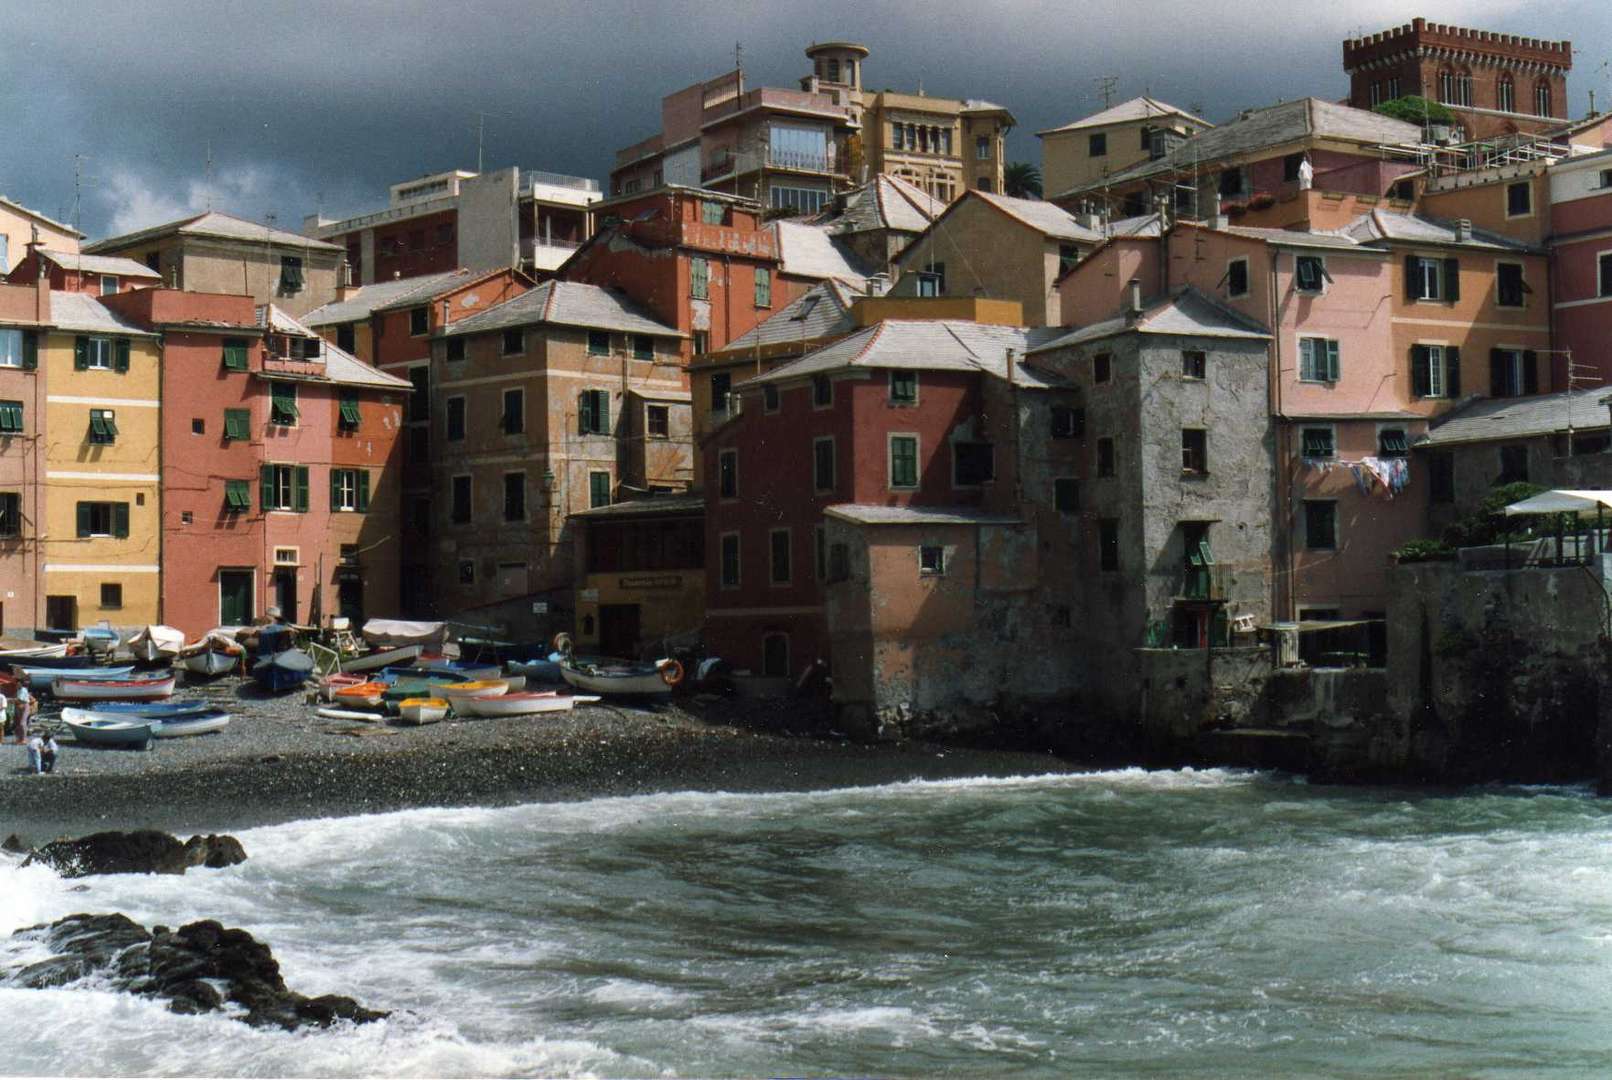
[71,154,97,231]
[204,142,214,210]
[1093,75,1119,110]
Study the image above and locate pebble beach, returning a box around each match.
[0,674,1075,843]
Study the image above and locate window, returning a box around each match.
[1093,353,1112,383]
[1089,132,1107,157]
[451,475,472,523]
[224,408,251,441]
[1299,337,1340,383]
[408,367,429,422]
[889,435,919,489]
[1051,405,1082,438]
[589,471,611,509]
[1182,350,1206,380]
[690,256,709,300]
[632,334,654,360]
[1096,437,1116,477]
[222,338,249,371]
[702,200,725,225]
[919,545,945,575]
[0,400,22,435]
[409,307,428,336]
[1489,348,1538,398]
[1054,478,1079,513]
[501,388,524,434]
[587,329,611,356]
[1376,428,1409,458]
[720,532,740,588]
[917,261,945,297]
[1429,450,1455,503]
[1599,252,1612,298]
[953,442,995,486]
[646,404,669,438]
[718,449,738,498]
[1219,167,1247,198]
[763,384,780,413]
[711,371,733,412]
[269,382,298,425]
[1098,518,1120,571]
[828,541,849,582]
[1295,255,1328,293]
[770,528,791,585]
[1506,181,1532,218]
[338,391,361,431]
[75,335,122,371]
[100,582,122,609]
[260,465,309,513]
[579,389,610,434]
[446,396,466,441]
[1406,255,1459,302]
[1600,169,1612,191]
[1535,81,1551,117]
[1388,76,1401,99]
[813,436,835,492]
[976,135,990,160]
[1059,243,1080,275]
[1498,73,1516,113]
[1283,153,1304,182]
[1497,262,1528,308]
[1181,429,1207,474]
[74,501,128,538]
[224,479,250,512]
[446,337,466,363]
[1499,445,1530,484]
[812,374,833,408]
[502,329,523,356]
[330,468,370,512]
[88,408,117,444]
[1304,501,1337,550]
[503,472,526,522]
[813,525,828,581]
[889,370,918,404]
[754,268,771,308]
[279,256,304,295]
[0,491,21,537]
[0,328,36,370]
[337,323,356,353]
[1226,258,1249,298]
[1439,69,1455,104]
[1411,345,1460,399]
[459,560,475,585]
[1295,427,1334,462]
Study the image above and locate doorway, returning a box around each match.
[762,632,790,678]
[338,574,364,624]
[599,603,641,659]
[45,595,76,632]
[274,568,298,623]
[219,570,254,626]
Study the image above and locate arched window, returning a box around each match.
[1438,68,1455,104]
[1497,72,1515,113]
[1457,68,1474,107]
[1535,80,1552,117]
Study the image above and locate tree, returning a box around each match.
[1373,95,1455,127]
[1004,162,1042,199]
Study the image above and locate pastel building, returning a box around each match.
[0,277,48,635]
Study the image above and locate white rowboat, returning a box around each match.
[560,659,678,697]
[397,697,449,725]
[126,625,185,662]
[454,692,599,718]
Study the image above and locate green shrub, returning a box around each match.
[1374,96,1455,125]
[1393,539,1454,563]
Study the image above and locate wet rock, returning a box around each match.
[23,830,247,878]
[9,914,388,1030]
[2,834,28,855]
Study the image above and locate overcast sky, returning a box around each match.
[2,1,1605,240]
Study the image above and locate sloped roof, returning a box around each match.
[749,319,1061,385]
[302,269,479,327]
[825,504,1023,527]
[86,210,342,254]
[1421,388,1609,447]
[37,250,161,279]
[1343,208,1539,252]
[442,280,683,338]
[1053,98,1423,200]
[822,174,943,235]
[1027,286,1270,354]
[1037,95,1210,136]
[716,279,861,356]
[1218,224,1378,252]
[1109,212,1167,238]
[257,305,411,389]
[973,191,1102,242]
[569,493,705,520]
[49,293,159,337]
[0,196,83,239]
[773,220,874,285]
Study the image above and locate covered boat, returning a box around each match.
[397,697,449,725]
[178,631,244,677]
[338,644,424,673]
[361,619,448,649]
[125,625,185,663]
[62,716,158,749]
[454,691,599,718]
[559,658,682,697]
[252,649,316,693]
[0,642,69,659]
[54,671,177,701]
[13,664,134,690]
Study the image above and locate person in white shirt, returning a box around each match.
[14,683,31,743]
[39,732,57,774]
[25,732,43,774]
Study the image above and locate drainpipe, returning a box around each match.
[1269,245,1289,622]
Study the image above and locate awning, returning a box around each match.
[1503,490,1612,515]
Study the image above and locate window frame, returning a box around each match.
[646,403,670,439]
[0,399,23,435]
[632,334,654,360]
[1505,180,1533,219]
[719,531,741,589]
[718,448,738,500]
[445,394,467,442]
[269,381,298,426]
[769,527,792,587]
[1299,424,1336,460]
[1303,499,1338,551]
[409,306,429,337]
[1088,131,1107,158]
[762,383,780,414]
[589,470,612,509]
[1495,260,1528,308]
[1377,426,1409,458]
[1093,352,1112,384]
[888,369,919,406]
[501,328,524,356]
[888,433,920,490]
[812,435,836,494]
[503,470,527,522]
[586,329,611,356]
[1597,250,1612,299]
[1294,254,1328,294]
[88,408,118,445]
[919,544,946,576]
[501,387,524,435]
[1181,350,1206,380]
[1181,428,1208,476]
[1298,336,1341,383]
[578,388,610,435]
[811,374,833,409]
[1226,257,1250,299]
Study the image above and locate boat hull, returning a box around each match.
[63,718,157,749]
[14,664,135,690]
[397,697,449,725]
[152,712,231,738]
[340,644,424,673]
[438,680,510,702]
[181,650,240,676]
[560,663,674,696]
[252,649,315,693]
[455,692,589,717]
[70,701,214,719]
[54,674,177,701]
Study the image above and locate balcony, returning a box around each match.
[702,146,841,182]
[521,235,584,272]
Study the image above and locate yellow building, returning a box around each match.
[1038,96,1211,204]
[38,293,162,630]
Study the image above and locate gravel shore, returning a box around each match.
[0,675,1077,843]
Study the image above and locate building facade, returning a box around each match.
[1037,96,1212,206]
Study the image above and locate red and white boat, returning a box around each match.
[53,671,177,701]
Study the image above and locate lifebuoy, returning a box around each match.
[659,659,685,686]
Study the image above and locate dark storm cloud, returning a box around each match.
[2,0,1606,239]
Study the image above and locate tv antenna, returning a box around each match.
[1093,75,1119,110]
[71,154,98,231]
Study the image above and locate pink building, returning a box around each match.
[1548,148,1612,383]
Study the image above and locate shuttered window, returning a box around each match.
[690,256,709,300]
[0,400,22,434]
[579,389,610,434]
[88,409,118,444]
[330,468,370,512]
[224,480,251,512]
[1299,337,1340,382]
[338,391,361,430]
[224,408,251,441]
[222,338,250,371]
[269,382,298,425]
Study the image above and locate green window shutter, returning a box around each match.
[0,401,22,433]
[357,470,370,512]
[598,391,609,434]
[1326,340,1340,382]
[754,268,770,307]
[76,502,90,538]
[225,480,249,511]
[1446,346,1461,397]
[691,257,709,299]
[1404,256,1419,301]
[579,391,594,434]
[114,338,130,373]
[260,464,275,510]
[1443,258,1460,302]
[294,466,310,512]
[1411,346,1430,397]
[225,408,250,440]
[339,392,361,429]
[330,468,342,509]
[74,336,88,370]
[21,331,36,371]
[222,339,249,371]
[113,502,130,538]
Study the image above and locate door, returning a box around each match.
[219,570,254,626]
[762,633,790,678]
[45,595,76,632]
[338,574,364,623]
[274,568,298,623]
[599,603,640,660]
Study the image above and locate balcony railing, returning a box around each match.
[702,147,840,181]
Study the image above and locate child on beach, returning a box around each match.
[39,732,57,774]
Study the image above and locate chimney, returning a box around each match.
[335,260,356,300]
[33,265,50,325]
[867,272,891,297]
[1125,278,1143,323]
[1455,218,1472,242]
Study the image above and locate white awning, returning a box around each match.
[1503,490,1612,515]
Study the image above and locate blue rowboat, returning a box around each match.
[73,701,216,719]
[252,648,315,692]
[16,664,135,690]
[62,716,157,750]
[3,654,108,670]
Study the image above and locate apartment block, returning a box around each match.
[1038,96,1212,205]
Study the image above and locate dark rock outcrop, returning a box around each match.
[23,830,246,878]
[9,914,387,1030]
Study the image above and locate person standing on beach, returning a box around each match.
[0,687,9,741]
[14,683,31,743]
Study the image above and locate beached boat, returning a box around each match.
[13,663,135,691]
[315,706,384,723]
[252,648,315,693]
[6,654,123,671]
[361,619,448,649]
[0,642,68,660]
[332,681,387,707]
[437,679,510,702]
[62,716,157,749]
[507,655,565,683]
[413,658,503,681]
[397,697,449,725]
[54,671,177,701]
[381,676,468,701]
[125,625,185,663]
[559,658,681,697]
[150,710,231,738]
[454,691,600,718]
[338,644,424,673]
[61,705,231,738]
[69,701,215,719]
[178,631,244,677]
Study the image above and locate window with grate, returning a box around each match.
[1301,427,1335,458]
